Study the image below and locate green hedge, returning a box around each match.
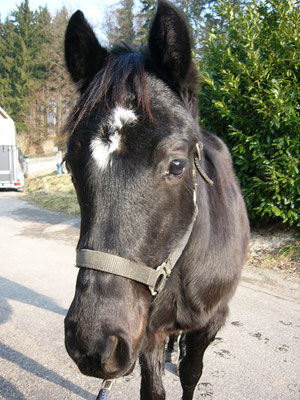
[198,0,299,227]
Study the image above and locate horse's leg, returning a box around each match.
[179,304,228,400]
[139,332,167,400]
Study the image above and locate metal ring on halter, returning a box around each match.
[148,259,171,296]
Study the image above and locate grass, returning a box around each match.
[248,240,300,275]
[24,171,80,216]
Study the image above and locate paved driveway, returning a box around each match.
[0,191,299,399]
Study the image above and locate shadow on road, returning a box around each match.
[165,362,178,376]
[0,279,95,399]
[0,297,13,325]
[0,276,67,322]
[10,205,79,227]
[0,342,95,399]
[0,193,79,229]
[0,376,26,400]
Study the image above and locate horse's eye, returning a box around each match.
[168,159,186,177]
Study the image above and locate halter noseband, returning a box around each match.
[75,142,213,296]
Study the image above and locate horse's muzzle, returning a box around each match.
[65,320,133,379]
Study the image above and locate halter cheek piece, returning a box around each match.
[75,142,213,296]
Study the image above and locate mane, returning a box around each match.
[65,46,153,134]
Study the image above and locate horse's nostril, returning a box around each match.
[100,335,119,364]
[65,323,133,378]
[100,334,131,374]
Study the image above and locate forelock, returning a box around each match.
[65,49,152,135]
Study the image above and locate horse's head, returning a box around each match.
[64,1,200,379]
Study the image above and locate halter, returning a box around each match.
[75,141,213,296]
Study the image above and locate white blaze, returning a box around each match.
[90,133,121,170]
[90,106,137,169]
[110,106,137,130]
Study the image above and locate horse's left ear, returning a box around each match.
[148,1,196,94]
[65,10,108,92]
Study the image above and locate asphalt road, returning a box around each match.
[0,191,299,400]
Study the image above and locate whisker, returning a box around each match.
[183,180,194,197]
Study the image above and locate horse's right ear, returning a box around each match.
[65,11,108,92]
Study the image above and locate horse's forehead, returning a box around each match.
[86,76,196,171]
[90,105,138,170]
[109,106,138,130]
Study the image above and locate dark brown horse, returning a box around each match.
[63,1,250,399]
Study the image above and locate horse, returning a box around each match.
[63,1,250,399]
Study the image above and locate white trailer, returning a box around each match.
[0,107,25,190]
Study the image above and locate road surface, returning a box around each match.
[27,156,57,176]
[0,191,299,399]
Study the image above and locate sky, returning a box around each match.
[0,0,119,39]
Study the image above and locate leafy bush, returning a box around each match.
[198,0,299,227]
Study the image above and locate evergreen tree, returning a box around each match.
[1,2,74,152]
[42,7,76,138]
[102,0,136,47]
[136,0,156,44]
[0,18,14,113]
[118,0,135,45]
[0,0,51,131]
[22,7,76,150]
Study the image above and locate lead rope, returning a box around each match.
[97,380,114,400]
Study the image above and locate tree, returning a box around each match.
[102,0,136,47]
[0,2,76,153]
[135,0,252,52]
[173,0,253,53]
[0,0,51,132]
[46,8,76,140]
[0,18,14,114]
[198,0,300,226]
[135,0,156,45]
[21,7,76,151]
